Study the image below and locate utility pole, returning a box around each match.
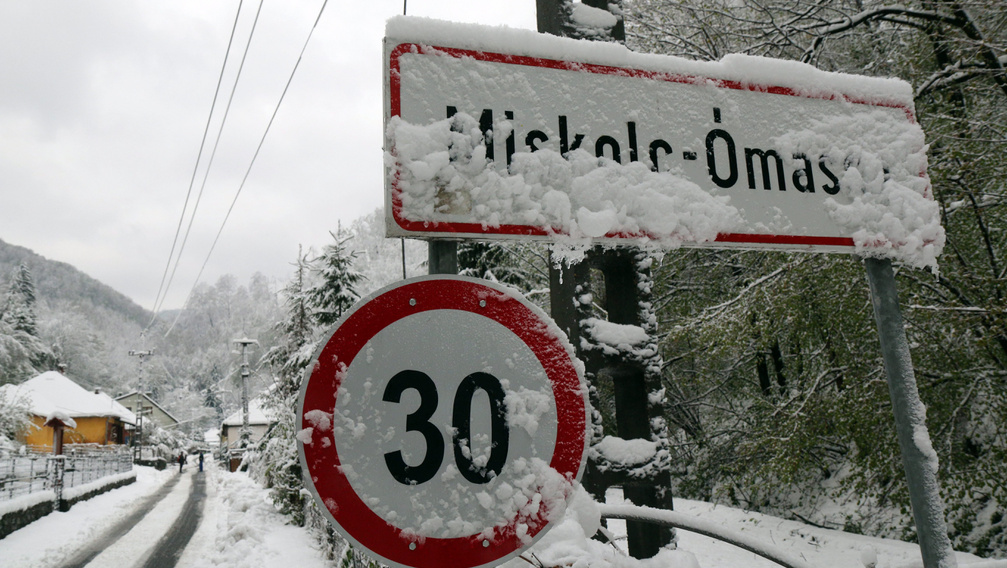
[232,338,258,449]
[536,0,674,559]
[128,348,154,462]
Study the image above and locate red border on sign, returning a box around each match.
[387,42,923,248]
[300,277,586,568]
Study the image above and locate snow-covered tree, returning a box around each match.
[257,248,329,525]
[307,232,365,329]
[2,262,38,336]
[0,386,30,453]
[0,263,50,382]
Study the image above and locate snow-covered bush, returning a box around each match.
[0,387,30,455]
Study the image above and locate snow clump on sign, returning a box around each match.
[387,112,743,247]
[505,386,552,437]
[775,110,944,269]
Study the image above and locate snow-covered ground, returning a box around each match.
[0,458,999,568]
[2,464,176,567]
[0,460,331,568]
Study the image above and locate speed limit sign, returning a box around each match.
[297,275,589,568]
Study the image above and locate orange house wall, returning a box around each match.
[24,415,115,449]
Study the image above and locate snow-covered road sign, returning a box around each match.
[297,276,589,568]
[384,19,941,265]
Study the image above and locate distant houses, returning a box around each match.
[219,395,276,450]
[115,391,180,430]
[219,394,277,472]
[0,371,136,450]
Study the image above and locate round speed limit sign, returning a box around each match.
[297,276,589,568]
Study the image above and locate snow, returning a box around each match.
[571,3,619,30]
[62,469,136,501]
[775,110,943,269]
[43,408,77,429]
[204,428,221,445]
[0,461,332,568]
[1,465,175,568]
[591,435,659,467]
[1,371,136,424]
[387,114,742,247]
[222,396,279,427]
[587,319,650,348]
[385,17,912,104]
[913,423,940,474]
[0,488,54,518]
[1,458,998,568]
[181,465,331,568]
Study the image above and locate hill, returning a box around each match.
[0,238,152,391]
[0,238,150,327]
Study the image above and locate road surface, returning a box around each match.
[61,464,206,568]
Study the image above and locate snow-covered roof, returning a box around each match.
[222,396,277,427]
[0,371,136,425]
[114,391,180,424]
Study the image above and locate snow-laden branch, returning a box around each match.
[805,6,960,35]
[907,304,988,313]
[598,503,818,568]
[671,263,792,331]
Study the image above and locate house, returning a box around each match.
[0,371,136,450]
[219,395,278,472]
[114,391,179,430]
[219,396,277,451]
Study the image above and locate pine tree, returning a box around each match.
[2,263,38,336]
[0,263,50,382]
[307,232,365,329]
[257,248,326,525]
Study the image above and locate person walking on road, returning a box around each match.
[178,451,186,473]
[198,451,204,472]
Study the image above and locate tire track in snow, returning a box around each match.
[139,471,206,568]
[60,472,182,568]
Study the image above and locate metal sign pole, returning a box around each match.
[864,257,956,568]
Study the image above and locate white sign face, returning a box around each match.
[298,276,589,568]
[384,26,937,257]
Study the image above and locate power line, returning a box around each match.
[151,0,266,320]
[147,1,245,331]
[164,0,331,339]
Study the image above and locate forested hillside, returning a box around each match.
[0,239,149,327]
[0,238,148,391]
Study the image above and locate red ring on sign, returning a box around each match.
[299,277,586,568]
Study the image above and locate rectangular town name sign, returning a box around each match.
[383,17,942,262]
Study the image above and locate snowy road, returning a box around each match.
[1,460,331,568]
[60,470,185,568]
[63,466,203,568]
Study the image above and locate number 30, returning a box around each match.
[382,370,509,485]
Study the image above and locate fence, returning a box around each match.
[1,445,133,503]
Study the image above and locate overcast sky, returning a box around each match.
[0,1,537,312]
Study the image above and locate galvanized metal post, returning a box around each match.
[864,257,957,568]
[428,240,458,275]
